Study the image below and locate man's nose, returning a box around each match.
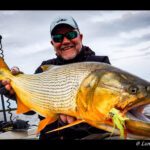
[62,36,70,44]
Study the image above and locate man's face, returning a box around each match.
[51,25,83,60]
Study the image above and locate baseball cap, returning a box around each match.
[50,16,79,35]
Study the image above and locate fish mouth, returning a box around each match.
[124,100,150,138]
[127,104,150,122]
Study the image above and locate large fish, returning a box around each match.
[0,57,150,139]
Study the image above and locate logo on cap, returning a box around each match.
[56,19,67,23]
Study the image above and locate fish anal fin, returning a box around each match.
[37,115,58,134]
[16,97,31,114]
[46,119,84,134]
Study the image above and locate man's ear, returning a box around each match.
[80,34,83,41]
[51,40,54,46]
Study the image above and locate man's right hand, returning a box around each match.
[59,114,76,124]
[0,66,21,95]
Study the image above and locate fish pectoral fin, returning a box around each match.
[46,119,85,134]
[16,97,31,114]
[37,115,58,134]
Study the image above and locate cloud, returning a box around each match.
[116,33,150,47]
[86,11,150,38]
[0,10,150,80]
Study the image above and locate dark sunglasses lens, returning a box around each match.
[66,31,78,40]
[52,31,78,43]
[53,34,63,42]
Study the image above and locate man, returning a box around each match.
[0,16,111,140]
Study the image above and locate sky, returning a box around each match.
[0,10,150,109]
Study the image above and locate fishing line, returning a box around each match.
[0,35,4,58]
[0,35,13,123]
[6,97,13,122]
[0,36,32,132]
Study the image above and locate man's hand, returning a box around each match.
[0,66,21,95]
[59,114,76,124]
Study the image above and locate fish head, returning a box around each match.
[96,67,150,138]
[78,66,150,138]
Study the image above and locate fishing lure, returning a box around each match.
[109,108,129,139]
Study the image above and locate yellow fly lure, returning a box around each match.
[109,108,129,139]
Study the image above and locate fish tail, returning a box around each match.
[0,57,11,80]
[0,57,10,70]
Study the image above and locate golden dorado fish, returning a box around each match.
[0,57,150,139]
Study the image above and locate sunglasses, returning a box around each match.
[52,31,79,43]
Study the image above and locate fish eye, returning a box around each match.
[129,86,139,94]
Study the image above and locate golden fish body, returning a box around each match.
[10,62,105,117]
[0,57,150,138]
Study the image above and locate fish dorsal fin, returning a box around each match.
[46,119,85,134]
[40,65,55,71]
[16,96,31,114]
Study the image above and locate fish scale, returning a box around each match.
[10,62,103,114]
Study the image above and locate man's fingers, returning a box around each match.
[10,89,15,95]
[1,79,11,85]
[67,116,76,124]
[59,114,67,124]
[5,84,12,91]
[11,66,20,75]
[59,114,77,124]
[5,84,15,94]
